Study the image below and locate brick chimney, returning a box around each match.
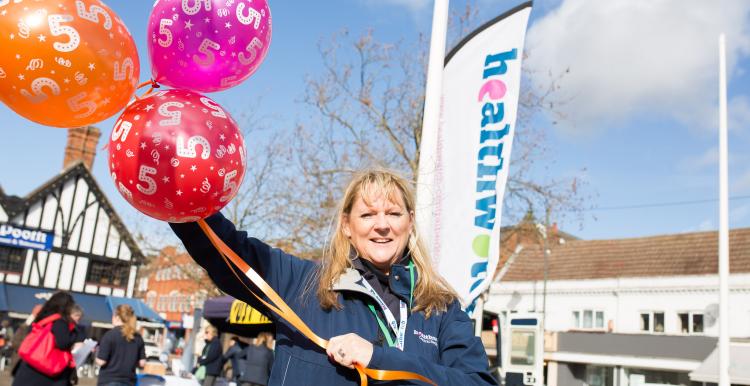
[63,126,100,170]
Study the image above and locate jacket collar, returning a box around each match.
[331,260,417,305]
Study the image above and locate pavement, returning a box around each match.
[0,368,98,386]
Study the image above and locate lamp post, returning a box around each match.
[536,205,551,326]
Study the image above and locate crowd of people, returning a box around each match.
[0,290,274,386]
[195,327,274,386]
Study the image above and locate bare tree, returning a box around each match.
[225,4,591,256]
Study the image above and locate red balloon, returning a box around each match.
[108,89,246,222]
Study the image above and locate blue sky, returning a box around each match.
[1,0,749,242]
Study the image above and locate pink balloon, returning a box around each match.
[147,0,272,92]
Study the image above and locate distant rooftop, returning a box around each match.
[503,228,750,281]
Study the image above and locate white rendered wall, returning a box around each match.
[485,273,750,337]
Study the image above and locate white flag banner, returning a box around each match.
[430,2,531,309]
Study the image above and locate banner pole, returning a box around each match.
[718,33,730,386]
[416,0,449,254]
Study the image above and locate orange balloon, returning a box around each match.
[0,0,139,128]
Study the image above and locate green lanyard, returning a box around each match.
[367,262,415,348]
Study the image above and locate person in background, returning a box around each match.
[95,305,146,386]
[196,325,222,386]
[1,319,15,345]
[223,336,246,383]
[69,305,85,352]
[0,320,10,371]
[9,305,41,374]
[12,292,78,386]
[238,332,274,386]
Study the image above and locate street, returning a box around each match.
[0,368,97,386]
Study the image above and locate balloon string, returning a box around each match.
[196,220,437,386]
[134,79,161,100]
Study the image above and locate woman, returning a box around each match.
[223,336,246,382]
[95,305,146,386]
[12,292,78,386]
[196,325,222,386]
[171,169,496,385]
[238,332,274,386]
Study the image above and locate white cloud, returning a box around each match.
[682,147,718,170]
[681,219,715,234]
[525,0,750,136]
[697,219,714,232]
[729,95,750,132]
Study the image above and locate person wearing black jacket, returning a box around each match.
[171,170,496,386]
[12,292,78,386]
[238,332,274,386]
[197,326,222,386]
[223,337,245,382]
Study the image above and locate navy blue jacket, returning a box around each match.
[197,337,222,376]
[171,213,496,386]
[239,344,274,385]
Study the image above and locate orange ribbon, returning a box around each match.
[134,79,161,100]
[197,220,436,386]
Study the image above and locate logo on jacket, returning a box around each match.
[413,330,438,347]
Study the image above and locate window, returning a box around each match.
[509,330,535,365]
[0,246,26,272]
[138,277,149,292]
[693,313,704,333]
[679,312,704,334]
[168,291,179,312]
[585,366,614,386]
[640,311,665,333]
[146,291,157,308]
[86,261,129,287]
[572,309,605,330]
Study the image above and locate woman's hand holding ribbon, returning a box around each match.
[327,333,374,369]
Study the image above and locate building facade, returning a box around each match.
[0,127,143,299]
[136,246,214,330]
[485,228,750,386]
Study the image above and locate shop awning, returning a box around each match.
[2,283,112,323]
[106,296,164,323]
[0,284,9,311]
[203,295,273,337]
[0,284,163,326]
[689,343,750,385]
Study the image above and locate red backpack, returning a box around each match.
[18,313,75,376]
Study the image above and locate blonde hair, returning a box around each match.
[254,332,274,349]
[115,304,137,342]
[205,325,218,337]
[316,169,457,318]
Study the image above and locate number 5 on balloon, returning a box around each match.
[137,165,158,195]
[194,38,220,67]
[111,119,132,142]
[158,18,173,48]
[238,38,262,65]
[67,92,96,119]
[48,14,80,52]
[75,0,112,30]
[219,170,238,202]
